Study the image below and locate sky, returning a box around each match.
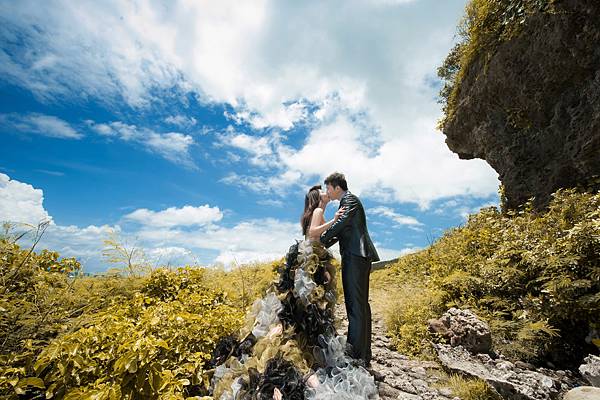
[0,0,500,273]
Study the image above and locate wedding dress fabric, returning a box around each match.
[207,238,379,399]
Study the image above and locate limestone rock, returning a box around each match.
[434,343,583,400]
[440,0,600,211]
[428,308,492,354]
[579,354,600,387]
[563,386,600,400]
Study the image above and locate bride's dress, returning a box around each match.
[207,237,379,400]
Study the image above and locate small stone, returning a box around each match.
[411,366,427,376]
[579,354,600,387]
[515,361,535,370]
[396,392,421,400]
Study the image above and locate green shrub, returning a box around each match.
[383,276,446,358]
[0,239,269,398]
[442,373,501,400]
[30,287,243,399]
[387,188,600,366]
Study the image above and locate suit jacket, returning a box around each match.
[320,191,380,262]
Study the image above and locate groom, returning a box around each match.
[319,172,381,372]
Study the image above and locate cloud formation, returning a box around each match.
[124,204,223,228]
[0,172,53,225]
[370,206,422,227]
[0,1,498,209]
[0,113,82,139]
[85,120,197,169]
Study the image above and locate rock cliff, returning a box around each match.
[438,0,600,210]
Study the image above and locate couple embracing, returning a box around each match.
[300,172,380,372]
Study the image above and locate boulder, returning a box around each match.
[563,386,600,400]
[428,308,492,354]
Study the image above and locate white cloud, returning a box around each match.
[0,112,82,139]
[0,173,300,272]
[375,245,422,262]
[0,173,53,225]
[124,204,223,228]
[38,224,118,259]
[431,197,499,220]
[86,120,197,169]
[220,115,499,209]
[145,246,197,267]
[214,126,282,167]
[1,0,500,206]
[370,206,423,227]
[165,115,197,129]
[220,170,303,194]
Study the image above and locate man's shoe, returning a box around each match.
[366,366,385,382]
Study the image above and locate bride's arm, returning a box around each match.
[308,208,345,238]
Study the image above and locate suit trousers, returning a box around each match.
[341,252,372,364]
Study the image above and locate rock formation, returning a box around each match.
[579,354,600,387]
[428,308,492,355]
[439,0,600,211]
[434,344,583,400]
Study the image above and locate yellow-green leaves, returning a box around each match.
[383,188,600,365]
[14,377,45,395]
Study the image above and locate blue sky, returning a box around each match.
[0,0,499,273]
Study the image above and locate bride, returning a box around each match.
[206,185,378,400]
[302,184,346,243]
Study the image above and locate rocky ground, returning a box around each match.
[334,303,458,400]
[331,284,598,400]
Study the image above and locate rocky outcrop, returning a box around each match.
[441,0,600,211]
[433,344,583,400]
[428,308,492,355]
[334,306,457,399]
[579,354,600,387]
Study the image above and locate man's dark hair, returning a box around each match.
[324,172,348,191]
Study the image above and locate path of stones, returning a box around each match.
[333,290,459,400]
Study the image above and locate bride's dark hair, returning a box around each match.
[301,185,322,236]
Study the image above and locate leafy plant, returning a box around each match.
[383,188,600,366]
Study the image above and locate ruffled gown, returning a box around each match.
[207,238,379,400]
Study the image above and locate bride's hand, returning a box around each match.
[273,387,282,400]
[334,207,346,222]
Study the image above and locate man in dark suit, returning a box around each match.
[320,172,380,372]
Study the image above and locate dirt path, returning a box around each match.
[333,289,458,400]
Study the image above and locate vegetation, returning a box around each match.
[379,188,600,367]
[2,187,598,397]
[0,223,291,399]
[441,373,501,400]
[437,0,561,130]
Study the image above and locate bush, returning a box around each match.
[442,373,501,400]
[0,235,147,395]
[386,188,600,367]
[384,283,445,359]
[32,286,243,399]
[0,236,281,398]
